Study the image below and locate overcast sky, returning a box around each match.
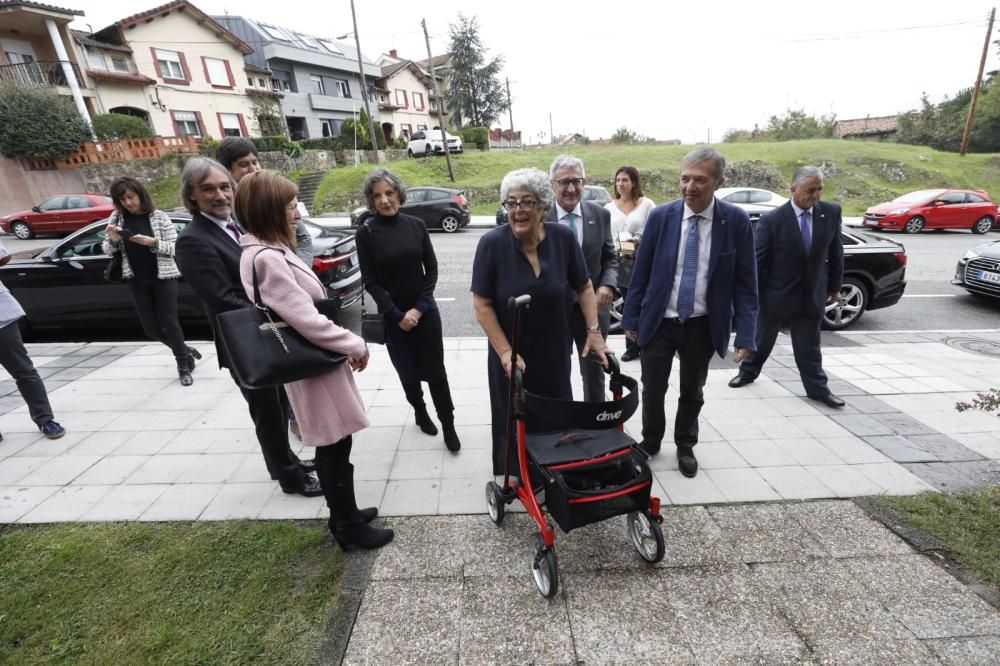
[59,0,999,144]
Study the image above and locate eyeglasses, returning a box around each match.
[553,178,584,189]
[502,199,539,211]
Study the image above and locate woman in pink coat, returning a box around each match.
[234,171,393,551]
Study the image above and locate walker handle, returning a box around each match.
[507,294,531,313]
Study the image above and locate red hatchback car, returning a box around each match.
[863,188,997,235]
[0,194,115,240]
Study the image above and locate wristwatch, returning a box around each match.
[587,323,600,332]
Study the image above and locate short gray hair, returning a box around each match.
[500,168,554,211]
[180,157,235,215]
[792,166,824,186]
[549,154,585,178]
[681,147,726,183]
[362,168,407,210]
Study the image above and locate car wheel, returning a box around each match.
[11,220,33,240]
[971,216,993,234]
[424,145,432,158]
[902,216,925,234]
[823,277,868,330]
[440,214,461,233]
[407,149,414,158]
[609,293,624,333]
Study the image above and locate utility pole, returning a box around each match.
[960,7,995,156]
[549,112,553,145]
[349,0,380,161]
[422,18,454,182]
[506,77,514,149]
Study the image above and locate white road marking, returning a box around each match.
[901,294,958,298]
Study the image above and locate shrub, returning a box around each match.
[253,135,294,152]
[91,113,153,141]
[300,137,338,151]
[0,83,91,158]
[459,126,489,150]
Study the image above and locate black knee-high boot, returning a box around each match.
[429,378,460,452]
[315,438,380,536]
[403,381,437,436]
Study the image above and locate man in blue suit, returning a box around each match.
[729,166,846,408]
[622,147,757,477]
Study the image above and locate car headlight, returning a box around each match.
[888,208,910,215]
[963,249,980,260]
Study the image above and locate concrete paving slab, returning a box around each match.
[19,484,114,522]
[0,485,58,522]
[924,636,1000,665]
[707,504,828,563]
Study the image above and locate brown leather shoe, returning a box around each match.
[677,446,698,478]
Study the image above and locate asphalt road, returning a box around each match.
[2,223,998,343]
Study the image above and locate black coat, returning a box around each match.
[175,211,249,368]
[755,200,844,320]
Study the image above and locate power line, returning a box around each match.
[778,18,986,44]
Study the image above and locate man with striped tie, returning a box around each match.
[621,147,758,477]
[729,167,845,409]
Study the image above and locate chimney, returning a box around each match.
[389,49,398,59]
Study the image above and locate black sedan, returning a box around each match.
[608,227,907,333]
[1,214,362,338]
[953,239,1000,299]
[350,187,471,233]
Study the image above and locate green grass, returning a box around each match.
[882,487,1000,589]
[0,521,343,664]
[148,172,182,211]
[312,140,1000,216]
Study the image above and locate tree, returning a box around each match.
[337,108,386,150]
[446,14,508,128]
[610,126,645,144]
[0,83,91,158]
[246,90,284,137]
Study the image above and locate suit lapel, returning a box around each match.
[708,199,725,278]
[664,204,684,282]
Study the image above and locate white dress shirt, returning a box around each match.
[556,203,584,246]
[664,201,714,319]
[203,211,241,244]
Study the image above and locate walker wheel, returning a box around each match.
[485,481,505,525]
[532,533,559,598]
[628,511,665,563]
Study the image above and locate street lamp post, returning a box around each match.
[346,0,379,156]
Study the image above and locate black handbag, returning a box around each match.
[216,248,347,389]
[359,221,386,345]
[104,251,123,282]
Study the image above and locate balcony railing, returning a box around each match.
[0,60,84,89]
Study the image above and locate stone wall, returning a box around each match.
[80,154,188,194]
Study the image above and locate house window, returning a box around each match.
[395,89,407,108]
[321,119,342,137]
[413,92,424,110]
[260,23,290,41]
[111,57,129,72]
[219,113,242,137]
[155,48,184,80]
[417,124,427,131]
[334,79,349,97]
[258,77,266,88]
[173,111,201,137]
[270,69,293,92]
[310,75,325,95]
[401,123,412,138]
[204,57,231,87]
[248,76,255,87]
[86,49,106,69]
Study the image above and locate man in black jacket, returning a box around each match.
[174,157,320,496]
[729,166,846,408]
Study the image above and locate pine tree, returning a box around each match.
[446,14,508,129]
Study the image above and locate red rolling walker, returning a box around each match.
[485,295,664,598]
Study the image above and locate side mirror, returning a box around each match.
[32,206,40,213]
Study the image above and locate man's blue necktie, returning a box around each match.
[800,210,812,254]
[676,214,701,322]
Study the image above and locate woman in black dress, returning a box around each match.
[356,168,460,452]
[103,176,199,386]
[472,167,610,475]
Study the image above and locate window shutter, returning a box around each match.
[216,112,225,138]
[170,110,181,136]
[237,113,248,137]
[194,111,206,137]
[201,56,210,84]
[178,51,191,82]
[224,59,235,88]
[149,47,160,79]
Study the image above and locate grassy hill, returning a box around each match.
[312,140,1000,216]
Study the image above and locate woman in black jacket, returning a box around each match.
[355,168,460,451]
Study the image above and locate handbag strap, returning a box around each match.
[360,220,376,315]
[249,246,281,309]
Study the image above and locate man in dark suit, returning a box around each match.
[546,155,618,402]
[174,157,320,496]
[729,166,846,408]
[622,147,757,478]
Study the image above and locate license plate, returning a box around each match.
[864,220,877,226]
[978,270,1000,284]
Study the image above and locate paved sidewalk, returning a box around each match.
[2,331,999,522]
[3,330,1000,663]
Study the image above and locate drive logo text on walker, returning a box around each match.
[596,409,623,422]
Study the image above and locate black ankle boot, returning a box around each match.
[441,419,461,452]
[327,462,393,550]
[414,405,438,436]
[327,507,378,534]
[177,361,193,387]
[334,518,394,551]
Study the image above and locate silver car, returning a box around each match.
[716,187,788,226]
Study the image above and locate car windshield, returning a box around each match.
[893,190,943,204]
